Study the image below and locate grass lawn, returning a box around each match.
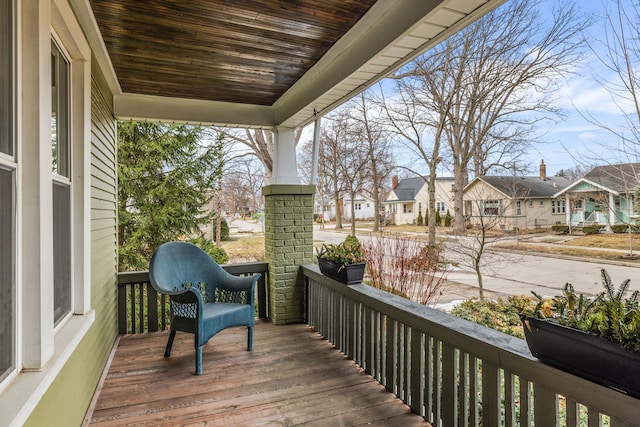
[221,236,265,263]
[566,233,640,250]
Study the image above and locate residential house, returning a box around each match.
[554,163,640,228]
[463,161,572,230]
[384,175,455,225]
[319,194,376,221]
[3,1,513,425]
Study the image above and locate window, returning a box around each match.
[539,200,544,207]
[436,202,446,212]
[516,200,522,216]
[483,200,501,216]
[51,40,72,325]
[574,199,583,210]
[528,200,533,207]
[552,199,566,214]
[0,0,14,383]
[354,203,361,210]
[403,204,412,214]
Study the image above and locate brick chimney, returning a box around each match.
[392,175,399,189]
[540,160,547,181]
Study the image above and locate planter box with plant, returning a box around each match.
[520,269,640,398]
[316,235,366,285]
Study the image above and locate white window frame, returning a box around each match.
[516,200,522,216]
[2,0,94,424]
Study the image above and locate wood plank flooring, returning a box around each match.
[88,320,430,426]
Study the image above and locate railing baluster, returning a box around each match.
[505,372,515,427]
[482,361,500,426]
[468,355,479,427]
[533,383,557,426]
[302,267,640,427]
[566,397,578,427]
[441,342,456,426]
[410,328,422,416]
[385,317,396,394]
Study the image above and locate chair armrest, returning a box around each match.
[218,273,260,293]
[169,287,204,318]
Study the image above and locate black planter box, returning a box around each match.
[521,315,640,398]
[318,258,366,285]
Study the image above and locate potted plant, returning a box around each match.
[520,269,640,398]
[316,235,366,285]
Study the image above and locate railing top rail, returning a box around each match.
[302,264,639,419]
[118,262,269,286]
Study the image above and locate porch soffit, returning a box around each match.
[79,0,506,128]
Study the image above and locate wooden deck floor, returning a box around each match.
[88,320,429,426]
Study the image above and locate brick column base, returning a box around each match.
[262,184,315,325]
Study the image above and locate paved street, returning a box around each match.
[230,219,640,304]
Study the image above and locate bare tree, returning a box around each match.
[223,128,303,178]
[346,91,396,232]
[380,44,456,245]
[581,0,640,162]
[398,0,587,234]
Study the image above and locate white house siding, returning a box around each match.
[343,196,376,220]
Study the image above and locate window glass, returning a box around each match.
[51,40,72,325]
[0,0,11,156]
[0,167,14,381]
[0,0,14,383]
[51,40,69,177]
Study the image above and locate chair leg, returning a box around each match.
[164,330,176,357]
[195,346,203,375]
[247,326,253,351]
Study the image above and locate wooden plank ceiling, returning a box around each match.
[89,0,377,106]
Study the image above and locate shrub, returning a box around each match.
[417,209,423,226]
[444,210,452,227]
[361,233,447,306]
[611,224,627,233]
[611,224,639,233]
[450,295,538,339]
[435,210,442,226]
[190,237,229,264]
[583,224,604,235]
[551,224,569,234]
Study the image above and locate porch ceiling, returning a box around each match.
[79,0,506,128]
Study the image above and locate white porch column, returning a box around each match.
[609,192,616,225]
[270,126,300,185]
[310,115,321,185]
[565,194,571,225]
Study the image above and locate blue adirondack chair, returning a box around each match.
[149,241,260,375]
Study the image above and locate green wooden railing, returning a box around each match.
[303,264,639,427]
[117,262,269,334]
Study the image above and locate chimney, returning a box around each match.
[540,160,547,181]
[392,175,399,189]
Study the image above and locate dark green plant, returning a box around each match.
[417,209,424,226]
[532,269,640,351]
[451,295,538,339]
[444,209,452,227]
[582,224,605,235]
[435,210,442,226]
[316,235,366,266]
[551,224,569,234]
[189,237,229,264]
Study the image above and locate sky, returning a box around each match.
[296,0,637,180]
[524,0,636,175]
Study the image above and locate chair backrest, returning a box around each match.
[149,241,227,295]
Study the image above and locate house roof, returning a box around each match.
[78,0,507,128]
[386,176,454,202]
[471,175,572,198]
[565,163,640,195]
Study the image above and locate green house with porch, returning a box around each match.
[554,163,640,229]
